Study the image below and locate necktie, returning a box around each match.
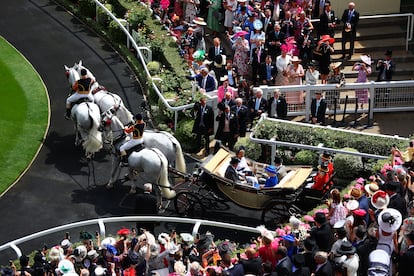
[348,10,352,22]
[267,64,271,80]
[316,100,320,114]
[216,47,219,55]
[236,107,240,115]
[255,98,260,110]
[257,49,261,62]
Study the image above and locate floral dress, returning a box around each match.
[184,0,198,23]
[232,37,250,77]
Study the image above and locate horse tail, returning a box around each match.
[151,148,176,200]
[161,131,187,173]
[83,104,103,155]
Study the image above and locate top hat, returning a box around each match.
[385,49,393,56]
[337,241,356,255]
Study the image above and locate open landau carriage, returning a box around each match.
[173,147,332,228]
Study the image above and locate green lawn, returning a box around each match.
[0,36,49,195]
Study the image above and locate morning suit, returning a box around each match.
[231,104,249,137]
[208,45,226,61]
[310,223,334,252]
[225,164,240,182]
[259,61,277,85]
[275,256,293,276]
[376,59,395,81]
[310,97,327,125]
[314,261,334,276]
[266,29,286,59]
[261,16,275,36]
[248,97,268,123]
[215,110,239,150]
[341,8,359,57]
[192,103,215,154]
[194,74,216,92]
[252,47,268,85]
[267,95,288,119]
[319,10,338,38]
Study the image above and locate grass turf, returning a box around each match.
[0,36,49,195]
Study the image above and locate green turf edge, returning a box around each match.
[0,36,50,196]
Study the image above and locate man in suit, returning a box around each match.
[259,55,277,85]
[192,97,215,155]
[251,41,267,85]
[261,8,275,37]
[314,251,334,276]
[281,10,296,38]
[318,1,338,39]
[268,0,285,22]
[310,212,334,252]
[266,23,285,59]
[225,157,244,183]
[207,37,226,61]
[267,88,287,119]
[376,49,395,81]
[341,2,359,59]
[135,183,158,232]
[384,181,406,218]
[398,230,414,276]
[215,104,239,151]
[232,98,249,137]
[248,88,268,125]
[274,246,293,276]
[311,91,327,125]
[188,67,216,93]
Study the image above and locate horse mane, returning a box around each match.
[151,148,176,200]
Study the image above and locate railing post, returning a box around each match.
[95,2,99,24]
[174,111,178,131]
[305,84,311,121]
[10,243,22,259]
[126,21,130,49]
[369,81,375,123]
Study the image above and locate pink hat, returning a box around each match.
[353,209,367,217]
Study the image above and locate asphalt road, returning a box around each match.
[0,0,148,260]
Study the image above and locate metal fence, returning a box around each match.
[0,216,261,259]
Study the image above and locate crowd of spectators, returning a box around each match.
[3,142,414,276]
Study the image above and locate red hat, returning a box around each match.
[353,209,367,217]
[117,228,130,236]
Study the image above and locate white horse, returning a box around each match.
[101,110,187,173]
[72,61,134,126]
[63,66,103,157]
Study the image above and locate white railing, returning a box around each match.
[0,216,261,259]
[250,115,409,165]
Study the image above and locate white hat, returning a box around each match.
[346,199,359,211]
[333,219,346,229]
[369,249,390,267]
[58,259,75,274]
[49,246,64,262]
[60,239,72,250]
[360,55,372,65]
[180,233,194,243]
[220,75,229,82]
[364,182,379,196]
[257,225,274,241]
[100,237,116,250]
[94,266,107,276]
[158,233,170,245]
[87,250,99,260]
[73,245,87,262]
[378,208,402,233]
[371,190,390,210]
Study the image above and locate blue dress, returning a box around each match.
[264,175,278,188]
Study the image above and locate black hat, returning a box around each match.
[135,113,143,120]
[337,241,356,255]
[385,49,393,56]
[385,181,400,191]
[80,68,87,76]
[230,157,240,165]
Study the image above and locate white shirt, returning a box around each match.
[342,254,359,276]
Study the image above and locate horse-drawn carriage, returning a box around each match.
[172,147,333,228]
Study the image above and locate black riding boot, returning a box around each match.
[65,109,71,120]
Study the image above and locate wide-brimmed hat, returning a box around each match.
[333,219,346,229]
[337,241,356,255]
[73,245,87,262]
[87,250,99,260]
[365,182,379,196]
[180,233,194,243]
[353,208,367,217]
[378,208,402,233]
[58,259,75,274]
[320,151,332,161]
[192,17,207,26]
[346,199,359,211]
[49,246,64,262]
[214,54,227,68]
[350,187,362,199]
[101,237,116,250]
[291,56,302,63]
[317,165,329,173]
[265,165,277,174]
[117,228,130,236]
[360,55,372,65]
[371,190,390,210]
[253,19,263,30]
[220,75,229,82]
[319,35,335,45]
[331,61,342,70]
[233,30,249,39]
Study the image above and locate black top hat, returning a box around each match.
[337,241,356,255]
[274,156,282,164]
[385,181,400,191]
[385,49,393,56]
[230,157,240,165]
[303,238,316,251]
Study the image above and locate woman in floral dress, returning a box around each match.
[275,44,292,86]
[232,33,250,77]
[184,0,198,23]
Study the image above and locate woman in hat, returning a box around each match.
[249,20,265,62]
[261,165,279,188]
[353,54,372,109]
[275,44,292,86]
[337,241,359,276]
[326,188,348,227]
[311,164,330,190]
[185,0,199,24]
[305,61,320,85]
[286,56,305,105]
[231,31,250,78]
[315,35,335,84]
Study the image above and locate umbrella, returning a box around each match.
[233,30,249,39]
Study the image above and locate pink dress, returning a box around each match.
[286,63,304,104]
[354,65,372,104]
[232,38,250,77]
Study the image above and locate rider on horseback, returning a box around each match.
[120,113,146,165]
[65,69,94,119]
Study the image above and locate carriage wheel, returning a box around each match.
[174,192,205,218]
[261,201,291,229]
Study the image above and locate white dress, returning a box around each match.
[275,55,291,86]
